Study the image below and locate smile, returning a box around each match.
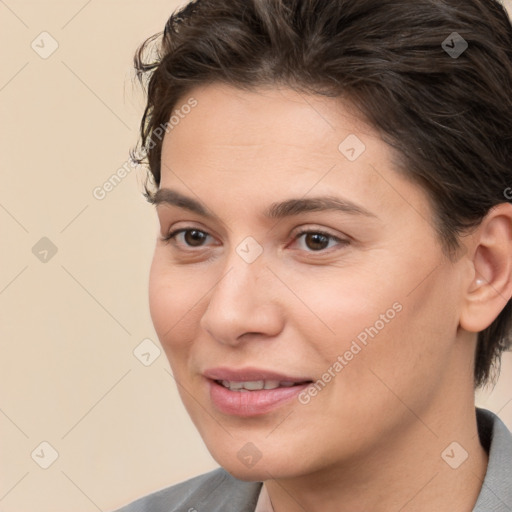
[216,379,309,391]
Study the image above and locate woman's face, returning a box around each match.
[148,83,471,480]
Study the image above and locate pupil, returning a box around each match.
[306,233,328,251]
[185,230,206,246]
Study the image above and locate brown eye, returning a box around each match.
[293,229,348,253]
[183,230,208,247]
[304,233,330,251]
[161,228,211,247]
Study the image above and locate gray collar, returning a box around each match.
[472,408,512,511]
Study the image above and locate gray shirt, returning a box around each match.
[113,407,512,512]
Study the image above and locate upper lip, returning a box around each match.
[203,366,313,383]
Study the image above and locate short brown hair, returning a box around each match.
[131,0,512,388]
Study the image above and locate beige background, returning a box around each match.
[1,1,511,510]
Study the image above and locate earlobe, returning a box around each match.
[459,203,512,333]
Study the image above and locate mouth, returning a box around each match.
[203,367,314,416]
[214,379,312,391]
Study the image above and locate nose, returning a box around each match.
[199,254,284,346]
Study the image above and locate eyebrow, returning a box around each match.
[150,188,377,220]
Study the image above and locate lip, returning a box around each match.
[203,366,312,383]
[203,366,313,417]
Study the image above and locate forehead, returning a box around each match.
[158,83,433,226]
[163,83,367,153]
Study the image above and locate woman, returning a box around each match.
[114,0,512,510]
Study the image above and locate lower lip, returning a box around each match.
[208,379,310,417]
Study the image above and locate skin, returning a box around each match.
[148,83,512,512]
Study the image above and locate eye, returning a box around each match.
[160,228,211,248]
[160,227,349,254]
[292,229,349,253]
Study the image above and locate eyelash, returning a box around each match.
[160,227,348,254]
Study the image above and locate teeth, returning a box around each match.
[221,380,244,390]
[219,380,293,391]
[244,380,265,390]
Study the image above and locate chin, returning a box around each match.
[220,462,296,483]
[223,465,270,482]
[208,446,299,482]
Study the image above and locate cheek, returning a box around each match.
[292,258,458,393]
[333,268,460,413]
[148,252,203,355]
[281,265,400,357]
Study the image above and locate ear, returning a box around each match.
[460,203,512,333]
